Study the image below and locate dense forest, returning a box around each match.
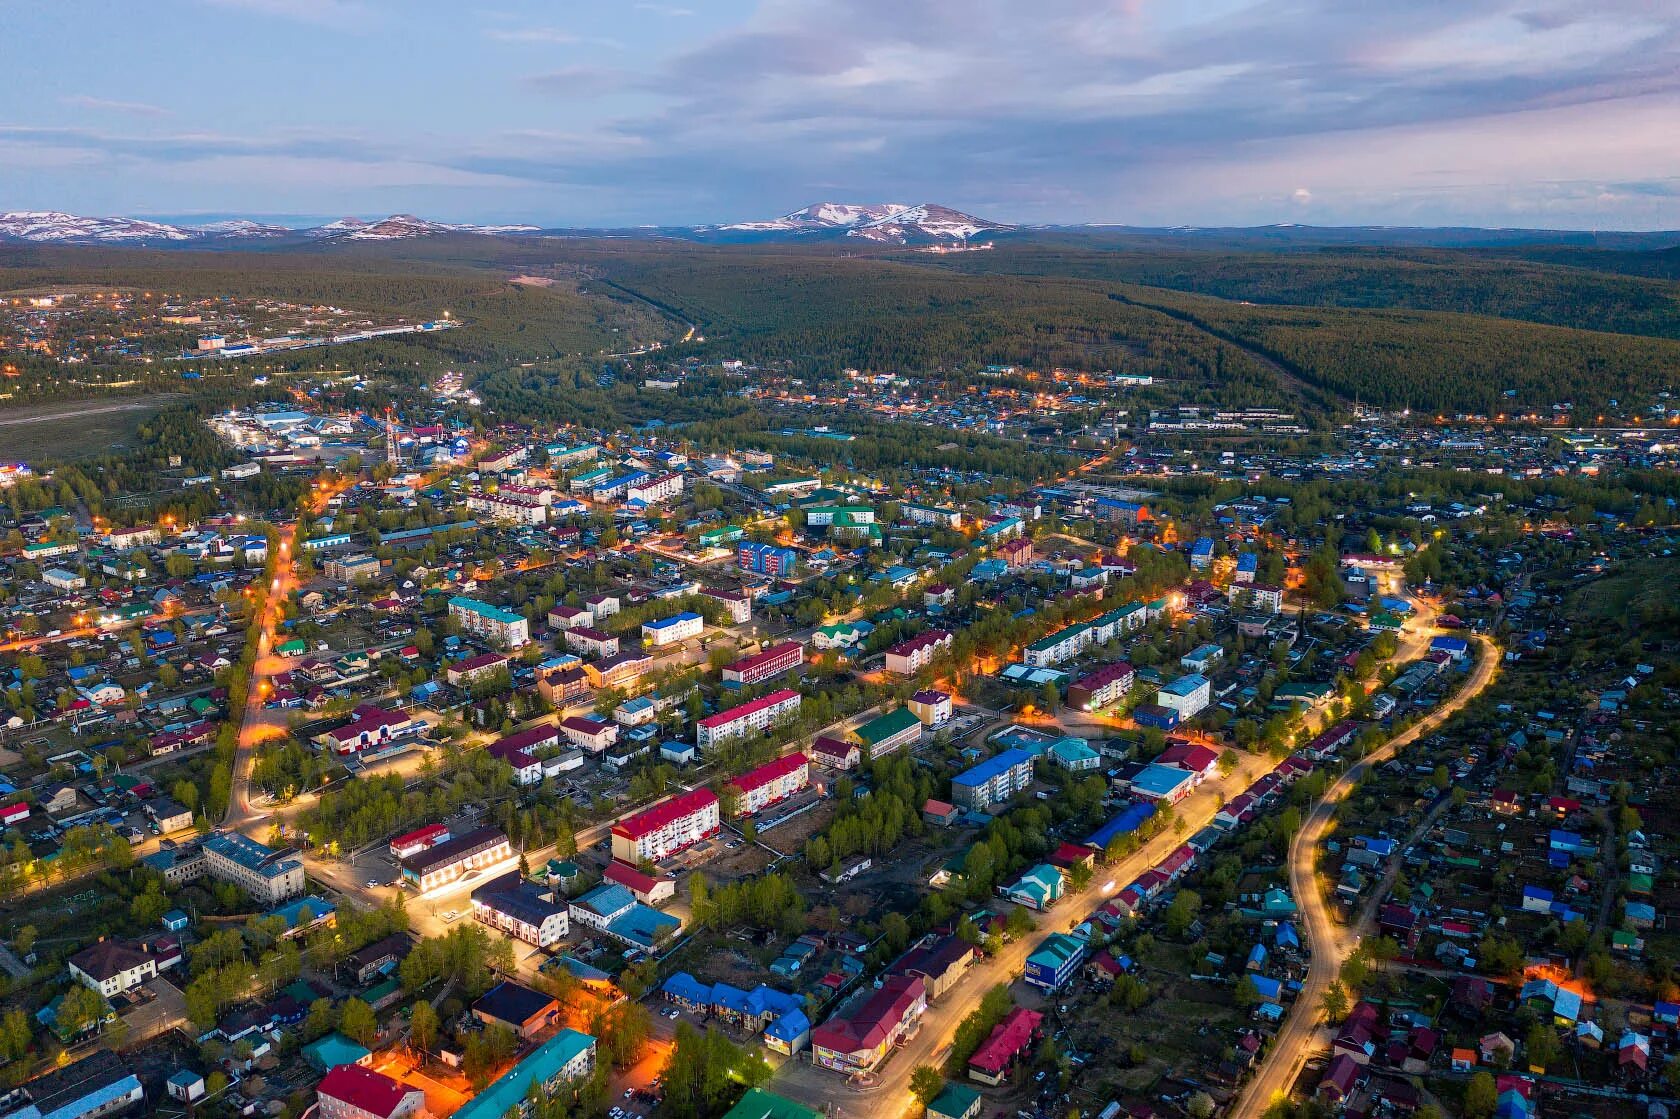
[938,243,1680,340]
[1117,284,1680,413]
[5,232,1679,420]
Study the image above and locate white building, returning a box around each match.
[730,753,811,816]
[626,472,684,505]
[449,596,531,648]
[610,788,721,863]
[695,688,801,750]
[68,941,157,998]
[1155,674,1211,720]
[884,630,953,676]
[466,491,549,526]
[203,831,305,905]
[642,611,704,647]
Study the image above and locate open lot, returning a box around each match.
[0,394,182,461]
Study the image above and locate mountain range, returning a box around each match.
[710,202,1012,243]
[0,203,1009,248]
[1,206,1676,253]
[0,211,540,246]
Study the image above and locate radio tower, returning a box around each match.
[384,406,401,467]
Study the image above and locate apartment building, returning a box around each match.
[729,753,810,816]
[884,630,953,676]
[949,748,1035,813]
[721,641,804,688]
[696,688,801,750]
[642,612,704,647]
[203,831,306,906]
[610,788,721,864]
[448,596,530,648]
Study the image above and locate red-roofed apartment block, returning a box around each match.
[611,788,720,864]
[729,753,810,816]
[885,630,953,676]
[696,689,801,750]
[722,641,804,688]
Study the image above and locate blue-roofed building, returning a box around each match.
[266,895,336,937]
[949,748,1034,812]
[1430,635,1470,661]
[451,1029,596,1119]
[1190,537,1215,570]
[1127,763,1197,804]
[764,1008,812,1055]
[1,1050,141,1119]
[642,612,704,647]
[660,972,810,1053]
[1085,802,1156,851]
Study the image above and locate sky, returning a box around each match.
[3,0,1679,229]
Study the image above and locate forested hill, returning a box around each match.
[930,242,1680,340]
[1111,284,1680,414]
[5,233,1679,417]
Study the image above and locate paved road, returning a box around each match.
[1231,627,1500,1117]
[770,751,1278,1119]
[226,481,351,833]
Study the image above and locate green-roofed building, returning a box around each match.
[851,706,922,759]
[721,1088,822,1119]
[928,1082,983,1119]
[699,526,744,548]
[452,1028,596,1119]
[302,1032,371,1072]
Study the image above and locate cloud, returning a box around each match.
[196,0,369,27]
[61,95,170,118]
[521,65,628,95]
[26,0,1680,227]
[486,27,620,48]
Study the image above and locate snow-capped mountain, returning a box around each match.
[848,203,1011,244]
[0,211,199,244]
[0,209,542,245]
[188,219,294,238]
[303,216,373,239]
[721,202,911,232]
[715,202,1010,243]
[307,214,543,241]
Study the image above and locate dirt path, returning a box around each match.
[1106,288,1344,408]
[0,394,185,427]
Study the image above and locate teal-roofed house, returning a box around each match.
[452,1028,596,1119]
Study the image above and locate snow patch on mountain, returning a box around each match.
[0,211,197,243]
[717,201,1009,242]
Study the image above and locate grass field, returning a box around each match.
[0,394,176,461]
[1569,558,1669,627]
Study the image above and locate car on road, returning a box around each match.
[441,909,462,922]
[366,879,382,888]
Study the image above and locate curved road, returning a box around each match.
[1232,628,1499,1117]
